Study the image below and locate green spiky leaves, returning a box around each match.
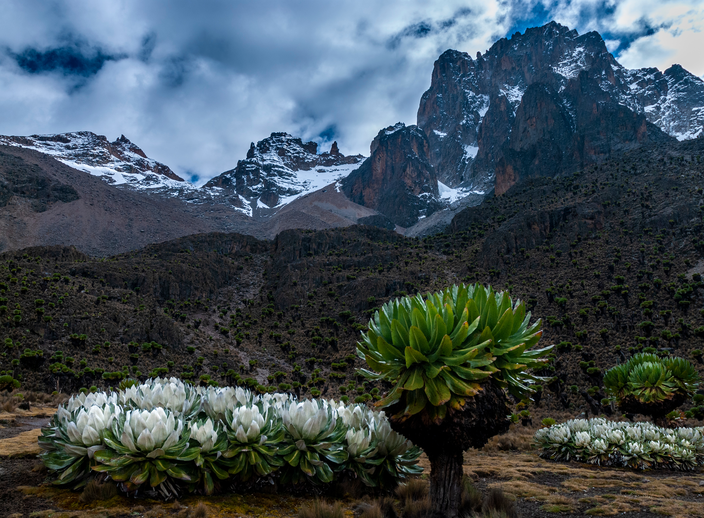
[604,353,699,407]
[356,283,552,423]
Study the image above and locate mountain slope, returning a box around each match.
[1,138,702,428]
[0,132,187,192]
[0,145,256,256]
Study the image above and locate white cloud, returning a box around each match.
[0,0,701,182]
[0,0,516,181]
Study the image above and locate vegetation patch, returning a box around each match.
[535,418,704,470]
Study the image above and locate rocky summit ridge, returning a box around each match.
[204,132,365,217]
[416,21,704,196]
[0,131,187,191]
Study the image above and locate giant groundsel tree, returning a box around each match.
[603,352,699,425]
[357,283,552,518]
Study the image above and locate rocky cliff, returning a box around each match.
[417,21,702,194]
[340,123,441,227]
[204,133,364,217]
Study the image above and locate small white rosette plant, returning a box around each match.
[535,418,704,470]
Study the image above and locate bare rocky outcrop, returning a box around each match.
[340,123,441,227]
[416,21,702,195]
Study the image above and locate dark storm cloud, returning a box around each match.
[0,1,699,184]
[14,45,117,77]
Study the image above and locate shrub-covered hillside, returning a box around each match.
[0,137,702,418]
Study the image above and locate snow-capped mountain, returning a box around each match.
[0,132,189,192]
[204,132,364,217]
[417,21,703,194]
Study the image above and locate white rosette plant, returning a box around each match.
[202,386,253,421]
[40,379,425,497]
[220,401,286,481]
[279,399,348,484]
[535,418,704,470]
[39,400,119,488]
[367,414,423,488]
[186,418,230,494]
[93,407,194,498]
[119,377,201,418]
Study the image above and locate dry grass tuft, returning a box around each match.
[1,398,17,413]
[400,496,432,518]
[396,478,429,504]
[79,479,119,504]
[190,502,208,518]
[299,500,344,518]
[359,497,396,518]
[482,488,517,518]
[482,429,535,452]
[459,476,483,515]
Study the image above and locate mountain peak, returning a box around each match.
[0,131,185,188]
[204,132,364,216]
[417,20,702,194]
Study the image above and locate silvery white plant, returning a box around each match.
[186,418,229,495]
[220,401,285,481]
[64,391,117,412]
[201,386,256,420]
[190,418,220,453]
[39,401,121,488]
[93,407,194,498]
[535,418,704,470]
[119,378,201,418]
[279,399,347,484]
[42,380,424,496]
[115,408,184,453]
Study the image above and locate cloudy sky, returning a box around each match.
[0,0,702,184]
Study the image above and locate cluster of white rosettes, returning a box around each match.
[535,418,704,470]
[40,377,423,495]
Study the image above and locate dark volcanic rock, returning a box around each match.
[494,75,671,194]
[416,21,702,195]
[0,148,79,212]
[340,123,441,227]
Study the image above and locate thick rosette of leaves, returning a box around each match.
[119,377,201,419]
[367,414,423,487]
[93,408,193,499]
[604,354,699,418]
[338,403,421,487]
[357,283,551,423]
[220,402,285,481]
[39,401,119,488]
[279,399,348,484]
[186,418,229,494]
[201,386,252,421]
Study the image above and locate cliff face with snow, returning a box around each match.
[204,133,364,217]
[2,22,703,242]
[417,22,703,194]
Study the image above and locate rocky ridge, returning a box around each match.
[341,123,442,228]
[0,132,187,191]
[205,133,365,217]
[416,21,704,195]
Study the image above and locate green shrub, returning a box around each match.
[604,353,699,422]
